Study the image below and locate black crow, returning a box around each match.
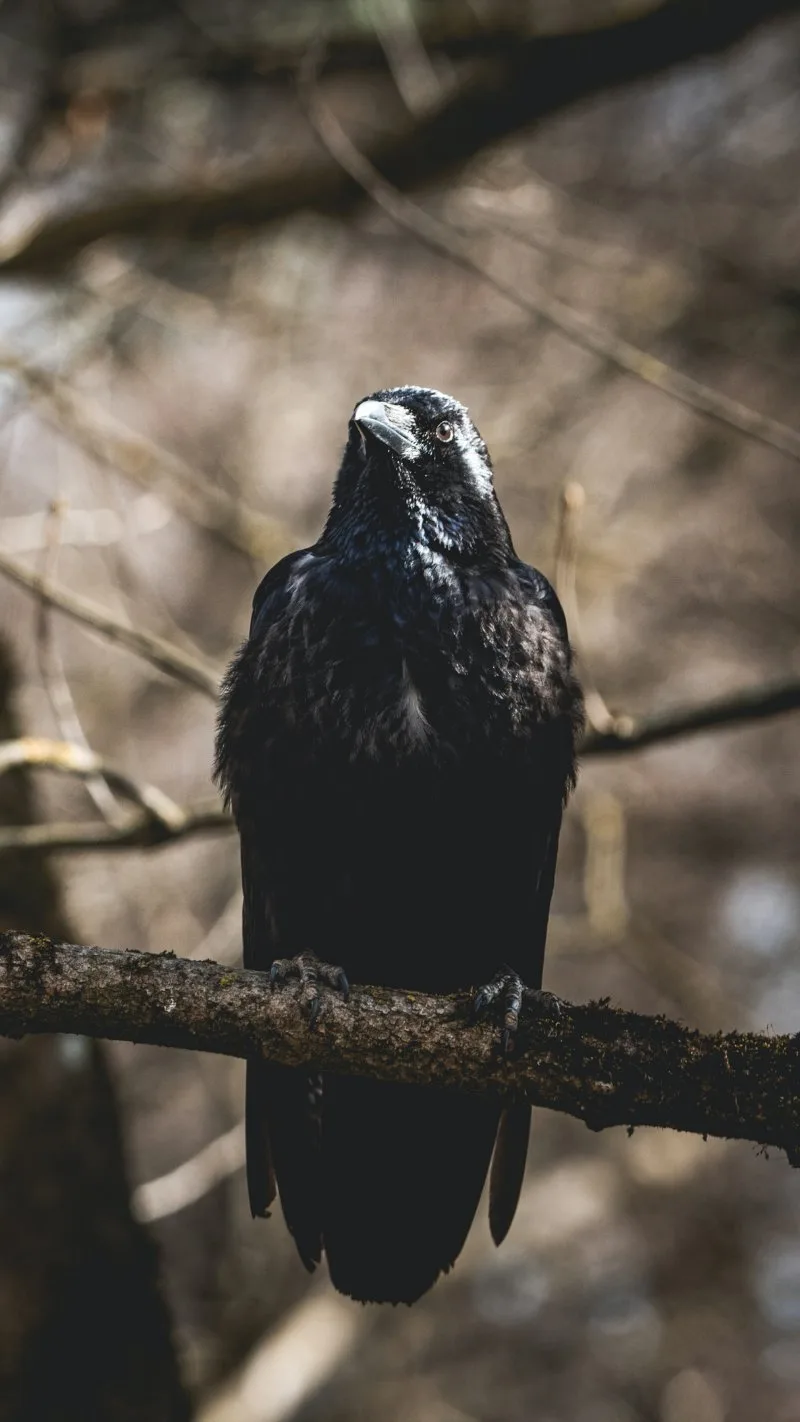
[215,385,583,1304]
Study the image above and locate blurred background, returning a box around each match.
[0,1,798,1419]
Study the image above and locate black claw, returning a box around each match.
[472,990,489,1022]
[473,969,542,1055]
[524,988,564,1020]
[268,952,349,1025]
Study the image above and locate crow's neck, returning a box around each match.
[321,488,513,582]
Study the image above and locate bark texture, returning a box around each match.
[1,930,798,1164]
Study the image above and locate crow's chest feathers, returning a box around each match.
[263,554,562,761]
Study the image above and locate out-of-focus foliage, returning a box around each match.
[0,2,798,1419]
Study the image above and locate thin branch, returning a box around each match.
[188,891,243,963]
[0,351,295,564]
[581,677,800,755]
[35,499,123,823]
[301,73,800,469]
[3,518,797,772]
[1,930,799,1160]
[132,1121,245,1224]
[0,735,228,852]
[0,738,189,833]
[553,482,616,736]
[0,801,229,854]
[0,1,793,275]
[199,1284,370,1422]
[0,670,797,857]
[0,543,219,699]
[370,0,447,117]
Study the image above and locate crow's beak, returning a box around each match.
[353,400,420,461]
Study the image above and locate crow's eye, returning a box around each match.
[435,420,454,443]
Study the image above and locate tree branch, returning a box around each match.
[301,69,800,470]
[0,1,795,273]
[0,544,219,699]
[0,352,295,564]
[1,930,798,1162]
[0,738,189,833]
[0,668,797,856]
[3,520,799,755]
[581,677,800,754]
[0,800,227,854]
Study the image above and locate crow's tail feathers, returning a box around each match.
[255,1071,531,1303]
[321,1076,503,1304]
[489,1103,532,1245]
[247,1059,322,1272]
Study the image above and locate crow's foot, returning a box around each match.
[473,969,562,1055]
[270,952,349,1027]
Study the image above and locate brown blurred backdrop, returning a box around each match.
[0,2,798,1420]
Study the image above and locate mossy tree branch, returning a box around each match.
[2,930,799,1164]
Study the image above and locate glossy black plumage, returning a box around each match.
[215,385,583,1304]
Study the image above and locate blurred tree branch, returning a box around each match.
[0,665,797,856]
[0,544,219,698]
[1,929,799,1162]
[302,67,800,470]
[0,738,189,834]
[0,0,796,273]
[581,679,800,754]
[0,797,227,855]
[3,535,798,765]
[0,353,294,563]
[0,738,226,853]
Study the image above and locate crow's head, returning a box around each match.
[323,386,513,566]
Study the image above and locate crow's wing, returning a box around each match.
[220,550,325,1267]
[240,832,321,1269]
[487,566,579,1250]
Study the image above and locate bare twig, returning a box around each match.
[0,669,796,857]
[0,2,791,276]
[1,930,800,1160]
[301,75,800,468]
[132,1121,245,1224]
[581,678,800,755]
[581,790,628,943]
[35,500,123,823]
[553,482,616,735]
[0,738,189,834]
[0,801,229,854]
[0,351,295,564]
[0,735,228,852]
[370,0,447,116]
[0,544,219,699]
[3,518,798,772]
[200,1285,371,1422]
[188,891,243,963]
[1,497,172,554]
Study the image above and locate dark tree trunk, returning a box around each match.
[0,644,188,1422]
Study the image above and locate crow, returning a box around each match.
[214,385,583,1304]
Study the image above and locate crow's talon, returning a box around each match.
[472,990,490,1021]
[269,952,349,1026]
[524,988,564,1020]
[473,968,526,1054]
[316,962,350,1000]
